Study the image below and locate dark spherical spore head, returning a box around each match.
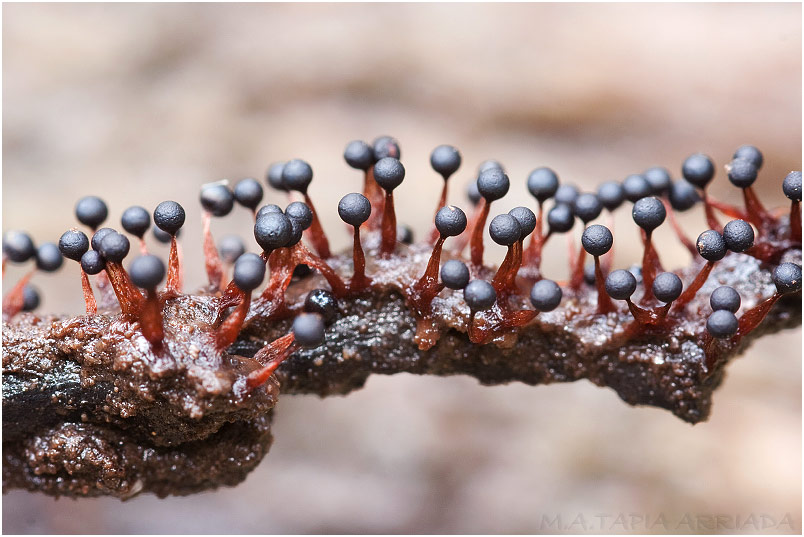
[285,201,313,231]
[652,272,683,303]
[293,313,326,348]
[91,227,115,252]
[573,193,603,224]
[233,178,264,210]
[605,269,637,300]
[434,205,467,238]
[121,206,151,238]
[733,144,763,170]
[726,158,758,189]
[99,232,130,263]
[254,212,292,252]
[628,264,643,284]
[668,180,701,212]
[527,168,559,203]
[710,286,741,313]
[256,204,284,220]
[622,174,652,202]
[152,226,178,244]
[285,217,305,247]
[266,162,287,191]
[682,153,715,188]
[772,262,802,295]
[153,201,185,236]
[304,289,339,324]
[22,285,40,312]
[508,206,537,239]
[783,171,802,201]
[372,135,401,161]
[696,229,727,262]
[200,183,235,217]
[554,184,579,206]
[722,219,755,252]
[440,259,470,290]
[478,159,504,174]
[488,214,521,246]
[530,279,562,312]
[36,242,63,272]
[58,229,89,261]
[282,159,314,194]
[75,196,108,229]
[597,181,625,211]
[581,224,613,257]
[430,144,462,179]
[373,157,405,192]
[467,181,481,206]
[476,167,510,202]
[232,252,266,292]
[3,230,36,263]
[344,140,374,171]
[644,166,672,195]
[463,279,496,311]
[583,263,596,286]
[707,310,738,339]
[129,254,166,290]
[80,250,105,275]
[218,234,246,264]
[293,264,313,279]
[632,197,666,232]
[397,225,414,245]
[338,193,371,227]
[547,203,575,234]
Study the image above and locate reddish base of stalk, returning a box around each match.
[673,260,715,311]
[303,194,332,259]
[410,236,446,314]
[469,200,490,269]
[202,212,224,291]
[662,199,697,256]
[641,232,659,299]
[379,192,398,258]
[593,256,615,314]
[569,237,587,291]
[468,306,537,345]
[138,238,149,255]
[165,236,182,295]
[791,201,801,243]
[742,186,775,230]
[492,240,523,296]
[363,168,385,232]
[707,198,747,221]
[427,181,449,245]
[246,333,296,390]
[105,262,144,315]
[736,292,781,340]
[521,203,544,267]
[452,201,484,255]
[701,190,722,231]
[80,270,97,315]
[216,290,252,352]
[348,227,371,293]
[1,269,35,319]
[139,289,164,347]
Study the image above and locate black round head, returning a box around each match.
[489,214,521,246]
[293,264,313,279]
[304,289,339,324]
[233,178,264,210]
[99,232,130,263]
[91,228,115,252]
[710,286,741,313]
[75,196,108,229]
[722,219,754,252]
[121,206,151,238]
[218,234,246,264]
[80,250,105,275]
[652,272,683,303]
[256,204,284,220]
[530,279,562,312]
[397,225,414,245]
[476,168,510,202]
[463,279,496,311]
[266,162,287,191]
[605,269,637,300]
[706,310,738,339]
[36,242,63,272]
[644,166,672,195]
[547,204,575,234]
[435,205,468,237]
[467,181,481,206]
[58,229,89,262]
[622,174,651,202]
[254,212,292,252]
[440,259,470,290]
[338,193,371,227]
[282,159,314,194]
[129,254,166,290]
[584,263,596,286]
[597,181,625,211]
[285,218,305,248]
[783,171,802,201]
[344,140,374,171]
[733,144,763,169]
[153,201,186,236]
[372,135,401,161]
[430,144,462,180]
[527,168,559,203]
[726,158,758,189]
[22,286,40,312]
[682,153,715,188]
[373,157,406,192]
[554,184,579,206]
[508,206,537,240]
[232,252,266,292]
[573,193,603,224]
[632,197,666,232]
[293,313,326,348]
[668,180,701,211]
[285,201,313,231]
[773,262,802,295]
[581,224,613,257]
[200,183,235,217]
[696,230,727,262]
[478,159,504,174]
[3,230,36,263]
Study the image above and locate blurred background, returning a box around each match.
[2,3,801,534]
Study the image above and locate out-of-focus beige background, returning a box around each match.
[2,3,801,534]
